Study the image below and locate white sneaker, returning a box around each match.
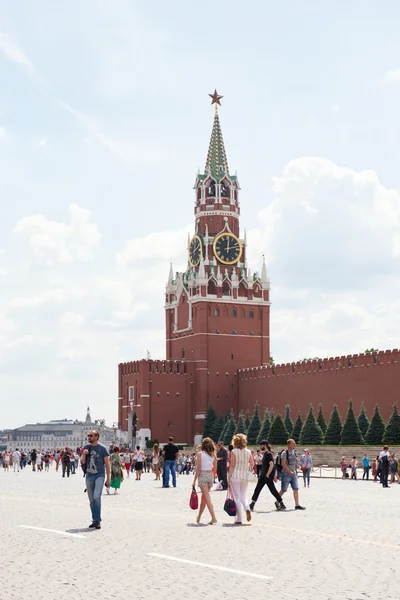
[106,487,110,495]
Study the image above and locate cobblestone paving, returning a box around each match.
[0,467,398,600]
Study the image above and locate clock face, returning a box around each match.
[189,235,203,267]
[213,232,242,265]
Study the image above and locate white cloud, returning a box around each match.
[332,105,340,112]
[13,204,101,264]
[0,126,6,139]
[260,157,400,289]
[117,225,191,267]
[0,32,42,83]
[380,69,400,85]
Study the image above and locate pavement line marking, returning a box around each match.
[3,496,399,551]
[147,553,272,580]
[19,525,86,539]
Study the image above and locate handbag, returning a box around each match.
[223,487,236,517]
[301,466,307,472]
[189,486,198,510]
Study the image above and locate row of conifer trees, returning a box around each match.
[202,400,400,446]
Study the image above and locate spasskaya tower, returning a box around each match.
[165,90,270,422]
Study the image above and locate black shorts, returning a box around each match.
[135,462,143,471]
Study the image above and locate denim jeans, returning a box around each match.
[86,475,105,522]
[164,460,177,487]
[302,467,311,486]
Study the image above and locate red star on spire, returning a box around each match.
[209,89,223,106]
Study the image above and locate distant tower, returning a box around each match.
[85,406,92,425]
[165,90,270,426]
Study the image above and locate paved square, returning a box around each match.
[0,468,398,600]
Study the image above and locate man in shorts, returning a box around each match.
[279,439,305,510]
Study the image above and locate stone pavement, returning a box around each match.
[0,467,399,600]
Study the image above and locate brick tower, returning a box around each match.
[165,91,271,431]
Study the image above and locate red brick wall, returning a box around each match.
[238,350,400,421]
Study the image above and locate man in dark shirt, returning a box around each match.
[162,437,179,488]
[250,440,285,511]
[216,441,228,490]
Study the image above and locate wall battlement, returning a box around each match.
[119,359,189,376]
[238,349,399,379]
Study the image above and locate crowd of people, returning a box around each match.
[3,434,397,530]
[340,447,400,486]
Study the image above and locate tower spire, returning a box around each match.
[205,90,229,182]
[261,255,268,283]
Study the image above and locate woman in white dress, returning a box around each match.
[228,434,254,525]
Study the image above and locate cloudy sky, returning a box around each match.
[1,1,400,428]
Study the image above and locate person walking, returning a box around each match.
[340,456,347,479]
[362,454,370,480]
[163,437,179,488]
[300,449,312,488]
[250,440,285,512]
[192,437,218,524]
[216,441,228,490]
[110,447,123,494]
[279,439,305,510]
[379,446,390,488]
[123,450,131,478]
[389,454,398,484]
[81,430,110,529]
[350,457,358,480]
[228,433,254,525]
[133,446,145,481]
[13,449,21,473]
[152,443,160,481]
[61,447,72,478]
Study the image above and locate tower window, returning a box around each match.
[249,309,254,319]
[232,307,237,318]
[181,348,185,359]
[214,306,220,316]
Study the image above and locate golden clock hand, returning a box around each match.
[226,237,230,253]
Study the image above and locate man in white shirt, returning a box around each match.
[13,449,21,472]
[379,446,390,488]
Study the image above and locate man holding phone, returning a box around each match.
[81,429,110,529]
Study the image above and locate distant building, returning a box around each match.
[8,407,117,451]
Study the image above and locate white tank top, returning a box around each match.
[232,448,251,480]
[200,451,214,471]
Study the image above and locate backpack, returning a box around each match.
[81,447,91,476]
[275,449,288,472]
[275,449,297,472]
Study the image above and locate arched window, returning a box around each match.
[214,306,220,316]
[222,280,231,297]
[249,309,254,319]
[221,180,230,198]
[206,180,216,197]
[208,280,217,295]
[232,307,237,318]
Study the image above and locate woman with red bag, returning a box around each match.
[192,438,218,524]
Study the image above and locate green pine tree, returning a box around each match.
[223,415,236,446]
[284,405,293,435]
[203,404,217,438]
[256,409,271,444]
[324,405,342,445]
[299,405,323,445]
[211,414,224,443]
[268,415,288,445]
[244,409,251,433]
[247,403,262,445]
[291,413,303,442]
[383,404,400,445]
[365,405,385,445]
[317,404,327,434]
[357,402,370,438]
[340,400,364,444]
[235,413,246,435]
